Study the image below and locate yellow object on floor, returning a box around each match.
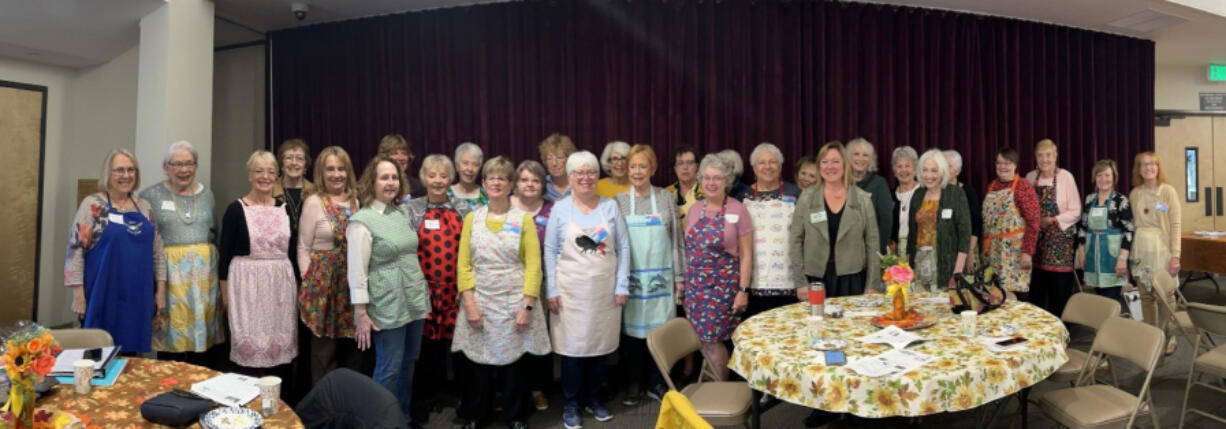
[656,390,713,429]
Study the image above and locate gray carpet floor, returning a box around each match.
[421,276,1226,429]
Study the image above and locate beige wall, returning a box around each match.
[1156,63,1226,111]
[212,44,267,215]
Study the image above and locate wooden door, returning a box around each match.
[1155,116,1215,232]
[1216,117,1226,229]
[0,82,46,323]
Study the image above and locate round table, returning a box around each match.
[729,295,1068,418]
[37,358,303,428]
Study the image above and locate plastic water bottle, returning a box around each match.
[808,281,826,318]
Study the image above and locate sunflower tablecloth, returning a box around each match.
[33,358,303,428]
[729,295,1068,418]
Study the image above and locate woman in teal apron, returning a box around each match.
[614,145,683,405]
[67,149,166,353]
[1076,160,1133,312]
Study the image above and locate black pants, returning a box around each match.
[460,359,525,423]
[411,338,464,423]
[1031,269,1075,317]
[1093,286,1128,314]
[619,335,666,391]
[745,294,799,320]
[524,352,554,393]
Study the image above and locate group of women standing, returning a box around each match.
[66,134,1185,429]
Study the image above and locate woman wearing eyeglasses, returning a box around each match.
[596,141,632,198]
[67,148,166,353]
[139,141,224,360]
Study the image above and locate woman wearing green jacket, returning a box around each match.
[906,149,972,291]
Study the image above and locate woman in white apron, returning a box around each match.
[734,143,801,318]
[543,151,630,429]
[614,145,683,405]
[1128,152,1181,354]
[453,157,550,429]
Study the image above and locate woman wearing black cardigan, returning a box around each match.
[906,150,972,291]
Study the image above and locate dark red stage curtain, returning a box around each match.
[269,0,1153,191]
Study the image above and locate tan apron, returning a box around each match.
[549,207,621,357]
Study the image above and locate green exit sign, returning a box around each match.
[1211,64,1226,82]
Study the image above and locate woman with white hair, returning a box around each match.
[67,148,167,353]
[683,154,754,381]
[733,143,801,318]
[890,146,920,253]
[218,151,298,370]
[905,150,972,291]
[449,142,488,207]
[139,141,224,359]
[847,138,894,251]
[543,151,630,428]
[943,150,982,269]
[716,149,752,198]
[596,141,631,198]
[1025,139,1081,317]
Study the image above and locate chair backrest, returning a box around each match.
[1088,317,1164,373]
[1187,302,1226,337]
[50,328,114,349]
[1061,292,1121,329]
[647,318,703,391]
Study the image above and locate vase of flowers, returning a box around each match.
[881,253,915,321]
[1,322,61,429]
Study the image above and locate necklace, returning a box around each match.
[173,190,198,225]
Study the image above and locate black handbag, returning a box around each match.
[948,265,1008,315]
[140,389,218,427]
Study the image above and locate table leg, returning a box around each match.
[751,389,762,429]
[1019,387,1030,429]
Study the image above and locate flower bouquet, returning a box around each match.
[1,322,62,429]
[871,253,935,329]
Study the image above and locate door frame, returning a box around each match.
[0,79,48,322]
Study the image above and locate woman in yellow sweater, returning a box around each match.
[452,156,551,429]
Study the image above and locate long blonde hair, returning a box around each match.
[1131,151,1168,189]
[311,146,359,206]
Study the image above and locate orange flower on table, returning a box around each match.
[31,354,55,375]
[825,381,848,409]
[873,388,899,414]
[25,336,46,354]
[954,384,977,409]
[920,400,940,414]
[159,376,179,388]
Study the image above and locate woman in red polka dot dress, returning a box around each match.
[406,154,473,425]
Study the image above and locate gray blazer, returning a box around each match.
[789,183,882,291]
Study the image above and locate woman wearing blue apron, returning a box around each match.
[614,145,683,405]
[67,149,166,353]
[1076,160,1133,312]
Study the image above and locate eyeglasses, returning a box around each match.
[700,175,725,182]
[168,161,197,169]
[485,176,509,183]
[610,156,628,164]
[675,160,697,167]
[571,171,598,178]
[283,155,306,162]
[111,167,138,175]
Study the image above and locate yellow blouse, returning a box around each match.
[596,178,631,199]
[456,211,542,297]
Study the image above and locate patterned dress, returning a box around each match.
[298,197,355,338]
[1034,181,1076,272]
[406,197,472,340]
[683,205,741,343]
[982,179,1039,293]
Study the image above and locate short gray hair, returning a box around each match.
[891,146,919,181]
[454,142,484,165]
[600,141,630,174]
[918,149,951,188]
[749,142,784,167]
[716,149,744,178]
[98,148,140,193]
[418,154,455,183]
[846,137,878,173]
[162,140,199,167]
[566,150,601,176]
[698,154,734,190]
[942,149,963,172]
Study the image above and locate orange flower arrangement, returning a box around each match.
[2,324,63,429]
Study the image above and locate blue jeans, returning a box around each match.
[561,355,607,408]
[373,319,425,423]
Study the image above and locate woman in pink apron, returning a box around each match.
[543,151,630,429]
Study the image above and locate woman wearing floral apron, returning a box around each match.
[615,145,683,405]
[453,157,549,429]
[219,151,298,369]
[683,155,753,382]
[543,151,630,429]
[406,155,473,424]
[1025,140,1081,316]
[1076,160,1133,313]
[981,148,1040,297]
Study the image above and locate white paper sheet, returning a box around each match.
[191,373,261,408]
[846,349,935,377]
[856,325,925,350]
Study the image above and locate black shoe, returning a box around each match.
[507,420,529,429]
[803,409,838,428]
[460,420,480,429]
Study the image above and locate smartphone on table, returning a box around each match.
[824,350,847,366]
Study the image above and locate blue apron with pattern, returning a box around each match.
[622,190,676,338]
[84,195,156,352]
[1084,198,1125,287]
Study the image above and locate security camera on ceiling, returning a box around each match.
[291,2,309,21]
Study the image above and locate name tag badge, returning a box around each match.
[1089,207,1107,218]
[535,215,548,228]
[941,208,953,219]
[782,195,797,204]
[107,213,125,224]
[810,211,827,224]
[726,214,740,224]
[1156,202,1169,212]
[588,227,609,243]
[504,219,522,235]
[645,214,662,226]
[160,200,175,211]
[424,219,441,230]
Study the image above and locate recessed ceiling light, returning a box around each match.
[1108,9,1189,32]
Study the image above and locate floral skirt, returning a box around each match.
[154,243,226,352]
[298,248,354,338]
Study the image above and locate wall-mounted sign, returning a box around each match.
[1201,92,1226,111]
[1210,64,1226,82]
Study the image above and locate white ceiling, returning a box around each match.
[0,0,1222,69]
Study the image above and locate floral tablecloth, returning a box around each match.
[34,358,303,428]
[729,295,1068,418]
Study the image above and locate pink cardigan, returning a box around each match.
[1025,168,1081,231]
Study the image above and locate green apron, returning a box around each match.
[622,190,676,338]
